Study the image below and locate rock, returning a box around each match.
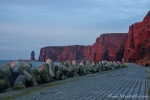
[10,65,21,77]
[59,61,75,77]
[13,75,26,87]
[10,61,35,86]
[92,33,127,62]
[0,64,16,86]
[32,68,43,84]
[31,51,35,60]
[0,64,11,78]
[85,61,93,74]
[66,60,74,71]
[124,11,150,63]
[38,64,53,83]
[10,61,22,74]
[22,69,33,82]
[55,70,62,80]
[72,60,77,67]
[24,62,38,86]
[10,61,38,87]
[24,62,32,68]
[46,59,55,78]
[38,45,92,62]
[38,11,150,63]
[0,69,11,91]
[38,34,127,63]
[0,79,5,90]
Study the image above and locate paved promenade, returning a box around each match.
[0,63,148,100]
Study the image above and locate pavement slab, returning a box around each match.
[0,63,148,100]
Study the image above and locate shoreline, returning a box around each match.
[17,60,40,62]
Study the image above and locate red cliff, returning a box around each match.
[92,33,127,62]
[124,11,150,63]
[38,45,92,62]
[39,11,150,63]
[39,34,127,62]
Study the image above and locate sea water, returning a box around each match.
[0,60,60,68]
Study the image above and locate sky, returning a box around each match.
[0,0,150,60]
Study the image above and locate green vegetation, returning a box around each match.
[121,63,128,68]
[12,84,26,90]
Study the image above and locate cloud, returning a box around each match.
[0,0,149,60]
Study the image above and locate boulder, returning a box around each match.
[0,69,11,92]
[66,60,75,71]
[0,79,5,91]
[23,62,38,86]
[109,61,114,70]
[72,60,77,67]
[85,61,93,73]
[0,64,14,85]
[113,61,118,69]
[13,75,26,87]
[38,64,53,83]
[46,59,55,78]
[32,68,43,84]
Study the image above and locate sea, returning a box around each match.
[0,60,60,68]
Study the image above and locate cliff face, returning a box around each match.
[38,45,92,62]
[124,11,150,63]
[39,34,127,62]
[92,33,127,62]
[39,11,150,63]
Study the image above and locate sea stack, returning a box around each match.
[31,51,35,60]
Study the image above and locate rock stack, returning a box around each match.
[31,51,35,60]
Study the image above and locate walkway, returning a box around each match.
[0,63,148,100]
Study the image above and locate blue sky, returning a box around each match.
[0,0,149,60]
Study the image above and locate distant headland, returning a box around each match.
[38,11,150,65]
